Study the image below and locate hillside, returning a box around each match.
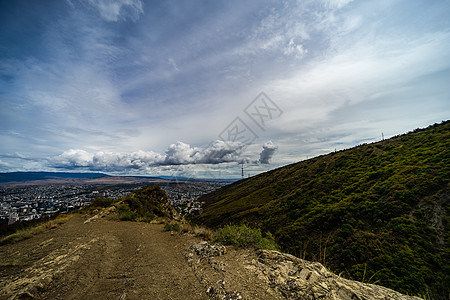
[194,121,450,298]
[1,187,422,299]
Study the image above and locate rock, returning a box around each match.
[188,241,226,259]
[186,241,421,299]
[117,292,127,300]
[251,249,423,300]
[206,286,216,295]
[222,291,243,300]
[187,242,243,300]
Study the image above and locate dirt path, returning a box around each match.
[0,213,420,300]
[0,214,208,299]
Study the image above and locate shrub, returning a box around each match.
[214,224,279,250]
[116,204,140,221]
[89,196,115,208]
[164,222,181,232]
[190,224,213,240]
[114,185,172,222]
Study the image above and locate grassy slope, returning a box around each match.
[194,121,449,298]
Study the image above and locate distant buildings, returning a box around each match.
[0,184,144,225]
[0,180,226,225]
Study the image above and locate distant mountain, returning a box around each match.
[0,172,109,183]
[194,120,449,298]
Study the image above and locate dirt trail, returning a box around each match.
[0,214,421,300]
[0,214,208,299]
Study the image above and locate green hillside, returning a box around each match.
[194,121,449,298]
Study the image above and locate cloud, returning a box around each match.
[284,39,308,59]
[1,0,449,178]
[200,140,247,164]
[82,0,144,22]
[50,149,164,171]
[259,141,278,164]
[163,140,246,165]
[0,153,39,161]
[164,140,246,165]
[325,0,355,9]
[0,160,11,169]
[49,140,246,172]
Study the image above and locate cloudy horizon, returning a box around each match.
[1,0,449,179]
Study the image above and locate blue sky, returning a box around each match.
[1,0,449,178]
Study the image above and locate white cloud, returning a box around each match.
[50,149,164,171]
[284,39,308,59]
[325,0,355,9]
[167,58,180,72]
[84,0,144,22]
[0,160,11,169]
[49,140,247,172]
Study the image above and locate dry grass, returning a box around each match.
[0,214,72,245]
[164,221,214,241]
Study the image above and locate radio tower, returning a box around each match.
[241,161,244,179]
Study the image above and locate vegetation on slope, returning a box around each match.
[0,214,72,245]
[115,185,177,222]
[214,224,279,250]
[193,121,449,298]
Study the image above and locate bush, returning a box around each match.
[113,185,172,222]
[89,196,115,208]
[164,223,181,232]
[214,224,279,250]
[116,204,140,221]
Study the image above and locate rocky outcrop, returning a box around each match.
[186,241,423,300]
[186,242,243,300]
[188,241,227,259]
[249,249,423,300]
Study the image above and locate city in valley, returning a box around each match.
[0,178,232,226]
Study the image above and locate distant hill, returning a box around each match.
[0,172,109,183]
[194,121,449,298]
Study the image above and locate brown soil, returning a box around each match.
[0,214,208,299]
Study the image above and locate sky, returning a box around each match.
[1,0,449,179]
